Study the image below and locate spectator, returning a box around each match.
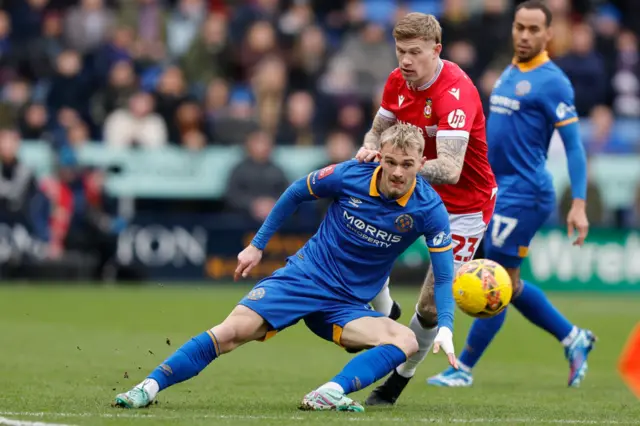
[288,25,329,93]
[238,20,281,81]
[611,30,640,118]
[67,122,91,148]
[46,50,90,118]
[175,100,205,144]
[181,13,233,90]
[250,55,287,135]
[90,60,139,125]
[64,0,116,54]
[19,11,65,82]
[329,21,397,98]
[210,85,259,145]
[0,10,17,86]
[166,0,206,60]
[19,103,49,140]
[224,130,288,221]
[153,66,190,143]
[276,91,319,146]
[31,146,126,277]
[0,79,31,128]
[0,128,36,217]
[103,91,167,148]
[120,0,168,67]
[555,22,607,116]
[586,105,631,154]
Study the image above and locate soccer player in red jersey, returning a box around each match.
[356,12,498,405]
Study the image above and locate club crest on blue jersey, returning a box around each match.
[247,288,265,300]
[515,80,531,96]
[394,214,414,233]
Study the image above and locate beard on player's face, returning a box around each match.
[512,9,551,63]
[379,149,424,199]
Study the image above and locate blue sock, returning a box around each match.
[148,331,219,391]
[458,308,507,369]
[331,345,406,394]
[512,280,573,342]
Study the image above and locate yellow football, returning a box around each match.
[452,259,513,318]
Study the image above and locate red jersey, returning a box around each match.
[379,60,496,214]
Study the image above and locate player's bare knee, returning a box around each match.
[381,322,418,357]
[211,306,268,354]
[394,328,418,357]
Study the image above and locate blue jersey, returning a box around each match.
[487,51,579,204]
[246,160,455,335]
[483,51,586,268]
[289,161,450,303]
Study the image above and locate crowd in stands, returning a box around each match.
[0,0,639,273]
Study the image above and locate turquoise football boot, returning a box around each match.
[299,388,364,412]
[113,387,152,408]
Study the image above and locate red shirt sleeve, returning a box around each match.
[379,69,400,120]
[435,81,478,139]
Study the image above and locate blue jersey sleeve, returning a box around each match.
[541,75,587,200]
[423,203,455,331]
[251,163,346,250]
[305,163,344,198]
[541,75,579,129]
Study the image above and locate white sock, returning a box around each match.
[396,313,438,378]
[318,381,344,394]
[136,378,160,400]
[561,326,579,347]
[370,278,393,316]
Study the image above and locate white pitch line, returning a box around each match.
[0,411,634,425]
[0,416,76,426]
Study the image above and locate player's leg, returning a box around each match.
[364,266,439,405]
[113,304,269,408]
[451,203,594,386]
[366,211,488,403]
[369,277,402,320]
[113,266,313,408]
[301,308,417,412]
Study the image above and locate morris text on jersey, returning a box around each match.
[490,95,521,115]
[343,210,402,248]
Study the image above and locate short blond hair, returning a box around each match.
[393,13,442,44]
[380,123,425,155]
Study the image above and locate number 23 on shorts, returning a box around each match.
[452,235,480,263]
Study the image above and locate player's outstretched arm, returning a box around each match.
[419,136,468,185]
[424,205,457,368]
[548,79,589,246]
[237,164,344,280]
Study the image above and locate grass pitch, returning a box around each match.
[0,284,638,425]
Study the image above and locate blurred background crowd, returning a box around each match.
[0,0,638,280]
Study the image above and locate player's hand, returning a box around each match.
[355,147,379,163]
[433,326,458,369]
[566,199,589,246]
[235,244,263,281]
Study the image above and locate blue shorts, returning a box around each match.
[484,198,554,268]
[238,262,384,346]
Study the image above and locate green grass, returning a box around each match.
[0,284,638,425]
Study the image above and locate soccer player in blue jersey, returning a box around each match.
[428,0,596,389]
[113,123,458,412]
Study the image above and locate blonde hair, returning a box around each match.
[393,13,442,45]
[379,123,425,155]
